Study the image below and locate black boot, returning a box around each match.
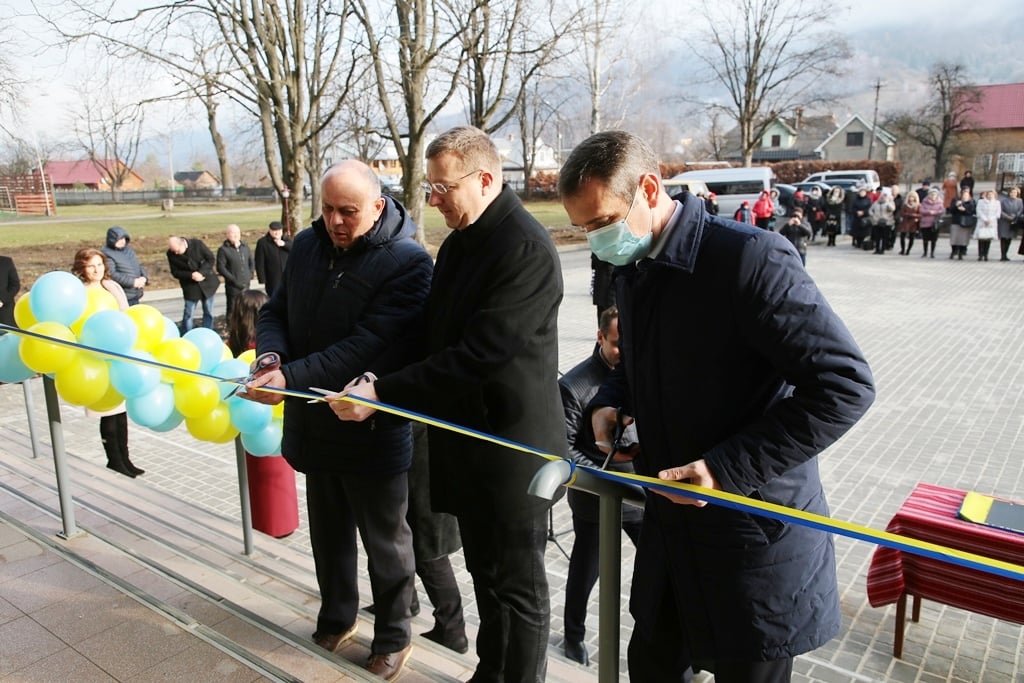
[417,556,468,654]
[1000,238,1011,261]
[100,414,135,478]
[114,412,144,475]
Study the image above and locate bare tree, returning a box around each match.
[886,62,982,180]
[688,0,850,166]
[569,0,634,135]
[71,67,146,200]
[0,20,23,121]
[351,0,468,239]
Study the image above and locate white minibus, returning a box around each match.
[667,167,775,217]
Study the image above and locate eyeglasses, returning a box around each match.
[421,169,481,195]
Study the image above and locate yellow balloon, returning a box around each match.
[14,295,37,329]
[237,348,257,366]
[211,423,241,444]
[271,400,284,420]
[126,304,166,352]
[70,287,119,336]
[221,344,233,362]
[173,376,221,418]
[153,337,202,383]
[87,382,125,412]
[185,402,232,441]
[54,354,111,406]
[19,322,78,373]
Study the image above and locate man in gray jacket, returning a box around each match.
[102,226,148,305]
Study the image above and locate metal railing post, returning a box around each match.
[597,492,624,682]
[234,436,254,556]
[22,376,42,458]
[42,375,80,538]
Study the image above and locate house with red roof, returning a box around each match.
[958,82,1024,187]
[44,159,146,191]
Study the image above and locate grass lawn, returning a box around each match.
[0,198,578,292]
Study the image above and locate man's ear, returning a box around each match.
[480,170,495,194]
[639,173,660,206]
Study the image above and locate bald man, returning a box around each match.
[242,160,432,680]
[216,223,254,316]
[166,235,219,331]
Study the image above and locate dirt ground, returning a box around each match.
[5,227,586,295]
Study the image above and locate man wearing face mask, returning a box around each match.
[558,131,876,683]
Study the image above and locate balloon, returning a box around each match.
[29,271,87,326]
[149,409,184,433]
[183,327,225,373]
[185,402,231,441]
[228,395,272,434]
[237,349,257,366]
[162,316,180,341]
[152,337,201,383]
[241,419,283,456]
[125,305,165,352]
[13,295,37,329]
[80,310,138,355]
[54,354,110,406]
[220,344,233,362]
[211,358,249,398]
[272,400,284,420]
[87,382,125,412]
[70,287,119,336]
[172,376,220,418]
[210,424,241,444]
[0,333,34,383]
[126,383,175,428]
[18,322,78,374]
[109,349,161,398]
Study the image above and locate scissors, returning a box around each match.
[225,352,281,398]
[597,407,627,470]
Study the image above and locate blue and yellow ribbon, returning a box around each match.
[2,322,1022,582]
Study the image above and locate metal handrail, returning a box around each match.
[529,459,645,683]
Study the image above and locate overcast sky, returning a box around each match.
[3,0,1021,155]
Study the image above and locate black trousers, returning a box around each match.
[459,511,549,683]
[563,514,641,643]
[628,573,793,683]
[306,470,414,654]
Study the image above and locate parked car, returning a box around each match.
[662,177,711,198]
[668,167,775,217]
[791,181,833,195]
[802,170,880,191]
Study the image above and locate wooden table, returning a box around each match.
[866,483,1024,658]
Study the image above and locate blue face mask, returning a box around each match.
[586,188,652,266]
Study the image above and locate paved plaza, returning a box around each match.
[1,232,1023,682]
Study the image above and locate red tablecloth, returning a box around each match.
[866,483,1024,623]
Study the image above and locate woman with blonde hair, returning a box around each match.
[974,190,1001,261]
[71,248,142,477]
[897,191,921,255]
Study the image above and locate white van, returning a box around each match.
[801,170,880,191]
[667,167,775,217]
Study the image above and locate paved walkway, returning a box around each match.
[2,234,1023,682]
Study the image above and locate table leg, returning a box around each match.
[911,595,921,623]
[894,592,907,658]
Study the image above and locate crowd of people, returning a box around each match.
[18,138,1024,682]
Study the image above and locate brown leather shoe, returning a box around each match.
[312,622,357,653]
[365,643,412,680]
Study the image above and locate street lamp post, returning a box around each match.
[281,186,291,234]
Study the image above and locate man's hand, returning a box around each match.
[238,368,286,405]
[191,271,205,282]
[653,458,719,507]
[330,374,379,422]
[133,276,147,289]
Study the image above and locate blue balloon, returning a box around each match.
[228,395,272,434]
[183,327,225,372]
[211,358,250,399]
[80,310,138,354]
[149,409,185,433]
[162,316,180,341]
[109,349,161,398]
[126,383,175,428]
[0,333,35,383]
[29,271,87,326]
[241,419,282,457]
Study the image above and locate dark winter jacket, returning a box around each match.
[216,240,255,292]
[591,194,875,661]
[256,196,432,475]
[254,232,292,296]
[559,344,642,524]
[375,185,567,522]
[0,255,19,327]
[102,226,147,304]
[166,238,220,301]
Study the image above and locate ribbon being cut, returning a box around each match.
[1,270,1022,583]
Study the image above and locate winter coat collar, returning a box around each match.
[646,193,705,274]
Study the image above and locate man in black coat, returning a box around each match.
[216,224,255,316]
[0,254,20,328]
[559,131,875,683]
[333,126,566,683]
[243,160,432,681]
[254,220,291,296]
[558,305,642,667]
[166,236,220,331]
